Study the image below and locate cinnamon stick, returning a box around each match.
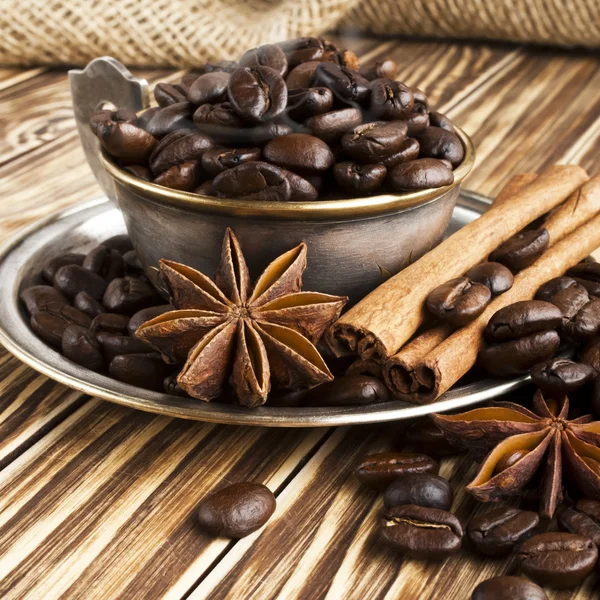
[411,192,600,404]
[493,173,538,207]
[385,176,600,402]
[330,165,589,363]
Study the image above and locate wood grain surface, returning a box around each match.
[0,36,599,600]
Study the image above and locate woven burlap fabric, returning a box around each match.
[1,0,599,68]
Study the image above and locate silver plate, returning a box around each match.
[0,192,530,427]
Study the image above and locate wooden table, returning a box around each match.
[1,35,599,600]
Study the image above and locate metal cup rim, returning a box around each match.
[100,125,475,220]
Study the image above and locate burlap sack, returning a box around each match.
[1,0,598,68]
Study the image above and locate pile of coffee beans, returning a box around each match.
[91,37,463,201]
[20,234,178,392]
[355,423,600,596]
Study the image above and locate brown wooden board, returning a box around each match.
[0,38,599,599]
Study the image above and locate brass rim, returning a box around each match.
[100,125,475,220]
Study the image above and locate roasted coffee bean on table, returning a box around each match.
[108,353,171,391]
[42,253,85,283]
[467,506,539,556]
[484,301,562,342]
[91,39,464,199]
[558,499,600,547]
[517,532,598,588]
[196,482,276,538]
[62,324,104,371]
[471,576,548,600]
[383,473,453,511]
[380,504,463,559]
[299,374,389,406]
[489,228,550,272]
[355,452,439,490]
[20,285,67,315]
[74,290,107,318]
[31,303,92,348]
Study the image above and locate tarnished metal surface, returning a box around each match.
[0,193,531,427]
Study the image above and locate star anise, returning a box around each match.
[136,229,347,407]
[432,391,600,517]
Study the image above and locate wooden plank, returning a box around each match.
[0,68,46,92]
[448,49,600,195]
[0,399,328,600]
[190,427,595,600]
[0,347,85,469]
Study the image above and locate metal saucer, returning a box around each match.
[0,191,530,427]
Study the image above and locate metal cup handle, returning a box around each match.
[68,57,150,201]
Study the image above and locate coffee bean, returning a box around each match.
[127,304,174,336]
[263,133,334,172]
[285,61,320,90]
[427,277,492,327]
[380,138,420,169]
[83,245,125,281]
[149,129,213,176]
[468,506,539,556]
[282,169,319,201]
[429,111,455,133]
[355,453,439,490]
[360,59,399,81]
[485,300,563,342]
[213,161,292,202]
[302,375,390,407]
[369,78,414,120]
[103,277,161,315]
[98,333,153,362]
[193,102,244,130]
[304,108,362,143]
[277,37,324,67]
[313,63,370,105]
[227,66,287,123]
[547,281,590,326]
[154,82,188,107]
[517,532,598,589]
[62,325,104,371]
[54,264,107,300]
[20,285,68,316]
[90,313,130,335]
[479,330,560,377]
[405,103,430,136]
[574,277,600,298]
[31,303,92,348]
[287,87,334,121]
[123,250,143,274]
[405,419,459,457]
[137,102,195,138]
[154,162,200,191]
[581,337,600,372]
[471,576,548,600]
[489,229,550,272]
[415,126,464,167]
[102,234,133,254]
[187,72,230,105]
[536,276,580,303]
[42,253,85,283]
[465,262,514,296]
[342,121,407,162]
[108,352,170,391]
[122,165,151,181]
[387,158,454,191]
[197,482,276,538]
[93,113,157,163]
[384,473,453,511]
[201,147,261,176]
[531,359,597,394]
[562,298,600,342]
[380,505,462,559]
[74,291,107,318]
[239,44,288,77]
[567,262,600,284]
[559,500,600,547]
[333,162,386,194]
[163,373,188,396]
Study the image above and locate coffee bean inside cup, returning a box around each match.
[91,39,463,199]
